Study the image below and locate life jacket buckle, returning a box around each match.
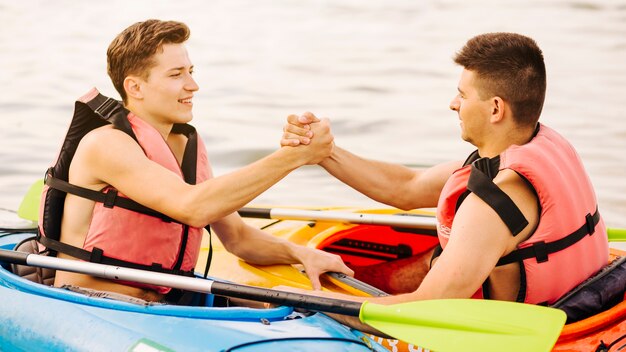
[473,157,493,178]
[94,98,121,119]
[532,241,549,263]
[43,167,54,184]
[585,213,595,236]
[103,189,118,208]
[90,247,104,263]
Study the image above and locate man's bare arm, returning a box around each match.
[76,120,332,228]
[281,113,461,209]
[320,147,461,209]
[211,213,353,289]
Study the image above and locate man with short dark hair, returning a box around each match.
[281,32,608,333]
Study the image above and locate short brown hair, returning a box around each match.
[453,33,546,127]
[107,19,190,102]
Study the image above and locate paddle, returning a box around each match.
[0,249,565,352]
[238,207,438,229]
[238,207,626,241]
[15,180,625,240]
[17,179,43,222]
[609,228,626,241]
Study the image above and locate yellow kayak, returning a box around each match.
[198,206,626,352]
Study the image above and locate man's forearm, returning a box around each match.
[320,146,423,209]
[181,148,305,227]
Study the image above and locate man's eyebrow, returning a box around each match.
[167,65,193,71]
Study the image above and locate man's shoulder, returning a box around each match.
[76,125,143,164]
[80,125,136,148]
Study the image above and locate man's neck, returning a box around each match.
[125,101,172,140]
[478,124,537,158]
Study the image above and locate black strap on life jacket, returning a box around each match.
[38,90,213,277]
[44,174,176,222]
[467,156,529,236]
[457,151,601,267]
[497,208,600,266]
[444,141,601,302]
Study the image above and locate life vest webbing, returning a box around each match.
[497,208,600,266]
[44,174,176,222]
[37,234,195,276]
[467,157,529,236]
[169,123,198,272]
[87,96,139,143]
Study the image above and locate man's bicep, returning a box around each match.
[87,130,193,217]
[448,194,512,259]
[408,160,463,206]
[422,195,512,298]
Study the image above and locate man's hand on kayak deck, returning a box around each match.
[281,112,321,146]
[293,246,354,290]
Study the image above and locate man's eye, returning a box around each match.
[170,73,181,77]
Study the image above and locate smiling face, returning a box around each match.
[128,43,199,127]
[449,69,493,148]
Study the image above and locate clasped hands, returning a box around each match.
[281,112,333,165]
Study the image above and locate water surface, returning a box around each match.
[1,0,625,229]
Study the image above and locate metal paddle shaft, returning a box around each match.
[238,207,437,229]
[1,249,362,315]
[239,207,626,243]
[0,249,566,352]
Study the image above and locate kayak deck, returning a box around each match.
[0,231,385,352]
[202,207,626,352]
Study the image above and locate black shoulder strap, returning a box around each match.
[171,123,213,277]
[172,123,198,185]
[497,208,600,265]
[85,94,139,143]
[466,157,529,236]
[462,149,481,167]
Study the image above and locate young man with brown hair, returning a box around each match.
[282,32,608,332]
[42,19,352,303]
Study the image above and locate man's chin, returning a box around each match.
[176,113,194,124]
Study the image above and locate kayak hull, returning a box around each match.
[205,207,626,352]
[0,232,385,352]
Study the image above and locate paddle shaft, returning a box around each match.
[238,207,626,241]
[238,207,437,230]
[0,249,362,316]
[0,249,566,352]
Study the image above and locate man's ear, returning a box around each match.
[123,76,143,100]
[490,96,506,123]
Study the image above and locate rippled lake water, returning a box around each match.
[1,0,625,230]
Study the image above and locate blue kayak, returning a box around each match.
[0,231,387,352]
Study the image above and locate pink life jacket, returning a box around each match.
[38,88,211,294]
[436,124,608,304]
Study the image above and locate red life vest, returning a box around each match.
[38,88,211,294]
[436,124,608,304]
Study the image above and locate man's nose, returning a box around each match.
[186,75,199,92]
[449,96,460,111]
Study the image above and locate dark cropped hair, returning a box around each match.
[107,19,190,103]
[454,33,547,127]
